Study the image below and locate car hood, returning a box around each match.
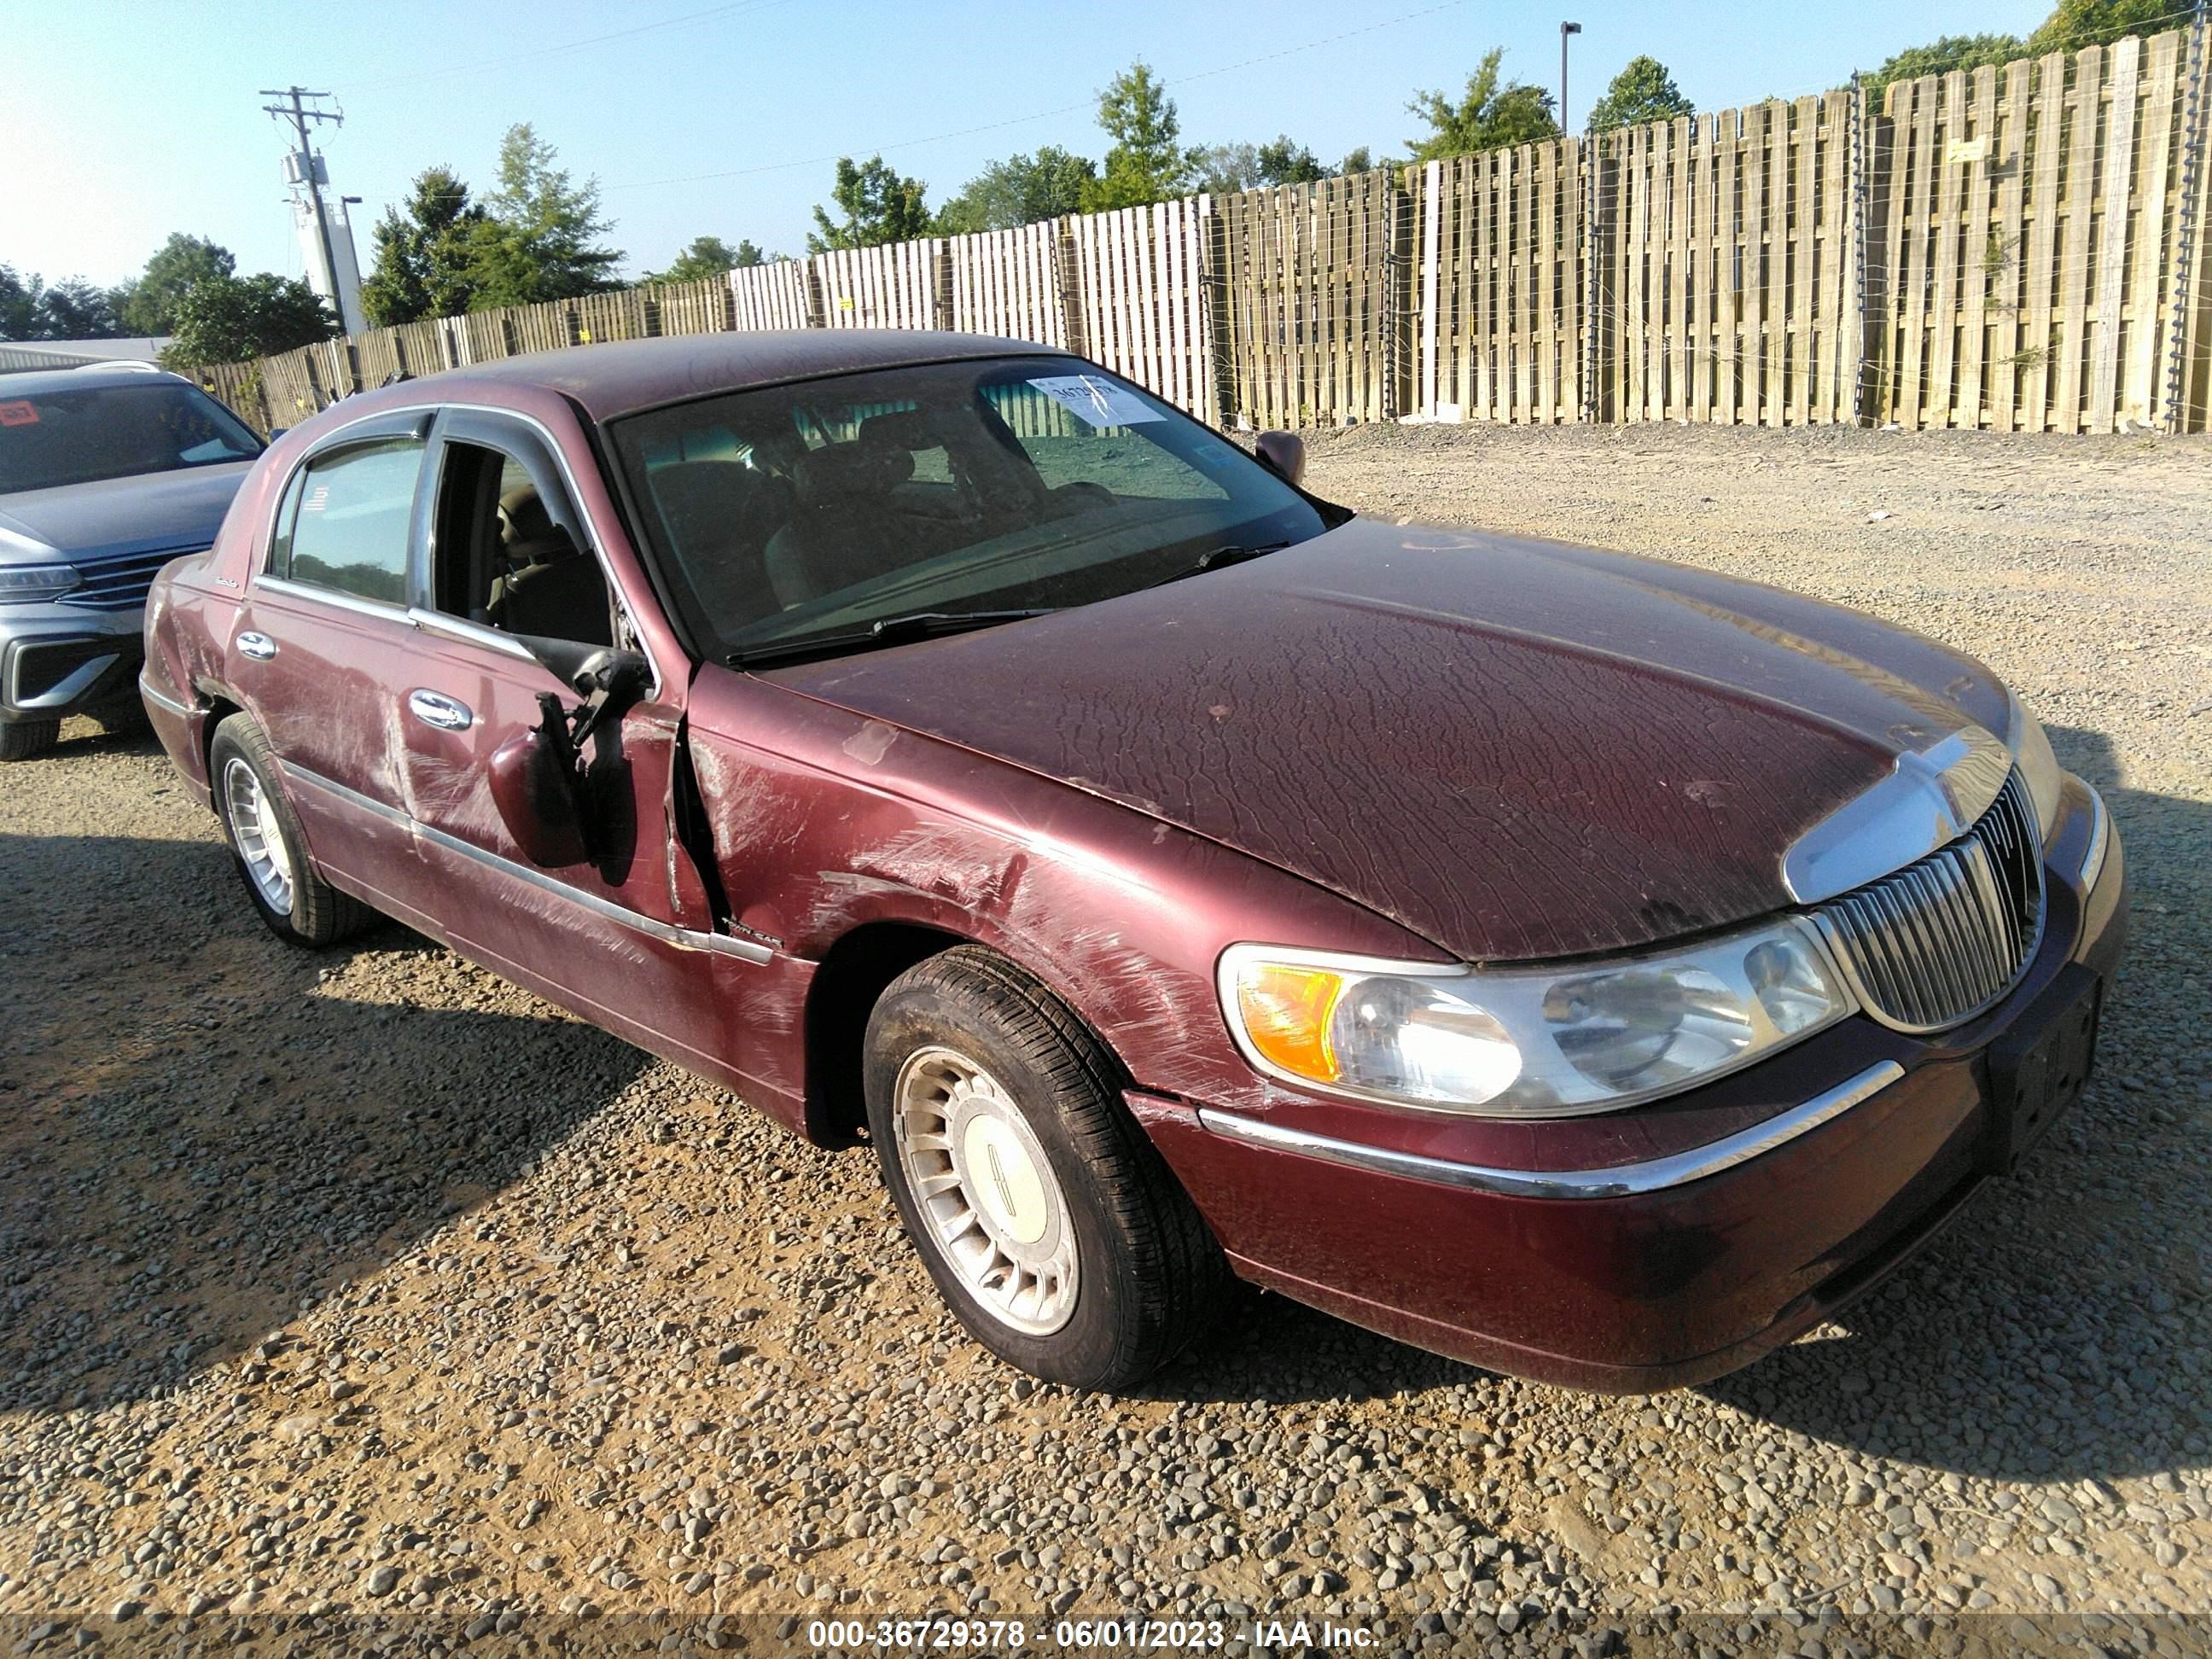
[765,519,2016,962]
[0,463,252,566]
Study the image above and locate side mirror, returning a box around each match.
[265,427,288,441]
[488,727,591,868]
[1254,430,1307,488]
[568,647,652,703]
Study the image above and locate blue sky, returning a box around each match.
[7,0,2048,292]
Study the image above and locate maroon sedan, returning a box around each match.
[141,333,2125,1393]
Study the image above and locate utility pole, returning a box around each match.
[259,86,344,326]
[1559,22,1582,132]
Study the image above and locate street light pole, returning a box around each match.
[1560,21,1583,131]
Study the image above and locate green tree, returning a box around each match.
[1256,137,1327,185]
[1080,62,1191,211]
[1406,49,1561,160]
[1338,145,1390,177]
[114,234,235,336]
[160,273,336,368]
[0,266,42,340]
[0,267,122,341]
[1865,33,2026,98]
[1587,55,1696,132]
[456,125,623,309]
[644,236,771,282]
[2029,0,2174,54]
[1187,136,1329,194]
[1187,141,1261,194]
[934,146,1097,233]
[361,167,486,326]
[807,156,934,253]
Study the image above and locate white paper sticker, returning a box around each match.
[1026,374,1163,427]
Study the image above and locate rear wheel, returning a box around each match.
[0,719,61,762]
[209,714,373,946]
[864,946,1232,1391]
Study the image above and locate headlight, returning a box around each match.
[2004,687,2063,841]
[0,562,78,604]
[1220,922,1856,1118]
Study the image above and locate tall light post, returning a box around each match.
[1560,21,1583,131]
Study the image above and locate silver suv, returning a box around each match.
[0,362,262,759]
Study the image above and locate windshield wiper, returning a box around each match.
[1150,539,1295,587]
[731,608,1056,668]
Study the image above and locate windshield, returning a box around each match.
[0,380,262,494]
[608,357,1331,662]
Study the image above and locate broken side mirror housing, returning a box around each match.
[1255,430,1307,488]
[568,646,652,703]
[488,726,591,868]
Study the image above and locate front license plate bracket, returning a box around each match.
[1984,963,2102,1174]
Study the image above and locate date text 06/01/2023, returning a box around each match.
[806,1618,1380,1650]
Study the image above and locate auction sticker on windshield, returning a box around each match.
[1027,375,1163,427]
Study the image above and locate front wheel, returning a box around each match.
[209,714,373,946]
[0,719,60,762]
[864,946,1232,1391]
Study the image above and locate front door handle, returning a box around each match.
[236,631,278,661]
[407,689,474,731]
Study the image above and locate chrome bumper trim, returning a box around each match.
[282,760,772,965]
[1195,1061,1906,1199]
[137,672,196,719]
[2076,777,2110,891]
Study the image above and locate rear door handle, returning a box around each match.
[407,689,474,731]
[236,632,277,661]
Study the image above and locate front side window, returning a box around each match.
[0,381,262,494]
[427,439,610,645]
[271,438,422,606]
[609,358,1330,663]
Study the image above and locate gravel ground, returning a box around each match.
[1,422,2208,1656]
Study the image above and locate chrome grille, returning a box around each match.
[1814,769,2045,1033]
[61,547,197,612]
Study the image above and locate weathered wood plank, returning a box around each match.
[2089,35,2141,430]
[2053,46,2104,434]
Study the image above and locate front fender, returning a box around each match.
[684,667,1440,1113]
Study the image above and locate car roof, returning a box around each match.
[416,329,1075,422]
[0,362,191,397]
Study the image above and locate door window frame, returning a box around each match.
[253,410,434,620]
[246,401,670,697]
[413,408,666,696]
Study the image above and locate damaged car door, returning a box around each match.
[386,408,753,1083]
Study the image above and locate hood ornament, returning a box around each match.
[1782,725,2013,903]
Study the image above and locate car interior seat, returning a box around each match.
[648,460,793,632]
[488,485,611,645]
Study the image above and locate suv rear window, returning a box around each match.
[0,381,261,494]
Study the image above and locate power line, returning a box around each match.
[601,0,1475,193]
[332,0,795,93]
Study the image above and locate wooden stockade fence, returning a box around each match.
[199,28,2212,439]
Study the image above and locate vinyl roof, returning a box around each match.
[427,330,1074,422]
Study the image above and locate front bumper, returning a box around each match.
[1143,773,2127,1392]
[0,599,145,723]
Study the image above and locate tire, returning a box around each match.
[0,719,60,762]
[864,945,1233,1391]
[208,713,374,947]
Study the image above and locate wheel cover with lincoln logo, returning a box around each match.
[892,1045,1079,1336]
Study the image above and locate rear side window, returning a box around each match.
[270,438,423,606]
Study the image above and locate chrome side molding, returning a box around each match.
[281,760,773,965]
[1196,1061,1906,1199]
[1782,725,2012,903]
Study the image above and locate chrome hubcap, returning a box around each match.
[222,755,294,914]
[893,1046,1077,1336]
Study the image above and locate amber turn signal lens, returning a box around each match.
[1235,964,1346,1083]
